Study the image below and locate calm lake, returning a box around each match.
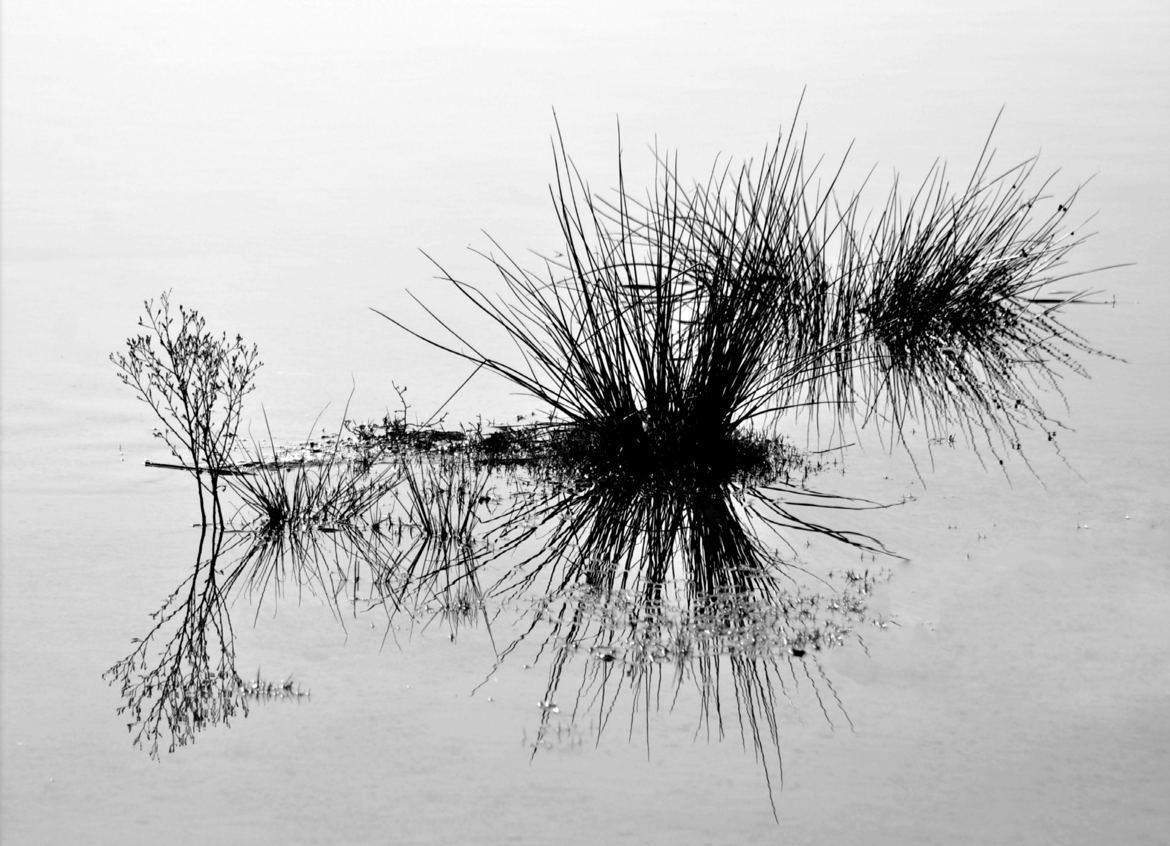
[3,2,1168,844]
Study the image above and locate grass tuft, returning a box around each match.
[378,109,1114,473]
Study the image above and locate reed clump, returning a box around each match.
[380,110,1111,476]
[228,449,398,533]
[846,146,1107,454]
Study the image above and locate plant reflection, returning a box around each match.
[104,519,252,758]
[109,448,896,817]
[457,468,895,818]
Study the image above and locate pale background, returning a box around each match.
[3,2,1168,843]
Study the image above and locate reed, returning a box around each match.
[227,406,400,533]
[845,137,1109,458]
[376,112,847,484]
[379,111,1111,473]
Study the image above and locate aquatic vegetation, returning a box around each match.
[106,110,1116,822]
[379,111,1110,474]
[840,134,1111,460]
[228,440,400,534]
[112,292,261,524]
[377,119,828,484]
[347,412,468,457]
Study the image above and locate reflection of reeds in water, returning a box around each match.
[521,582,869,819]
[484,467,896,603]
[106,513,388,757]
[222,453,499,640]
[373,455,495,642]
[110,444,890,818]
[469,465,898,819]
[105,425,404,757]
[228,520,386,628]
[108,453,496,762]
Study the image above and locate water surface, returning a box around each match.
[3,2,1169,843]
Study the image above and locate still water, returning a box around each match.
[3,2,1168,843]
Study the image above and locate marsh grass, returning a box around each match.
[844,142,1113,462]
[379,111,1113,475]
[110,107,1117,793]
[376,115,840,484]
[227,406,401,533]
[229,454,398,532]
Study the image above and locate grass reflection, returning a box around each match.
[459,459,894,818]
[109,440,892,817]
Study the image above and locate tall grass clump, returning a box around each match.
[842,133,1110,458]
[228,447,398,533]
[380,110,1112,476]
[377,112,853,484]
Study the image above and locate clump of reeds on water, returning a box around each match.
[379,117,829,484]
[379,109,1113,478]
[843,129,1111,460]
[227,405,401,533]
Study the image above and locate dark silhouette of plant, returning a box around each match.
[111,292,261,524]
[440,459,894,820]
[106,519,319,757]
[378,111,1113,474]
[845,144,1110,460]
[104,520,250,757]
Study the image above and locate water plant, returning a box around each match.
[378,111,1110,477]
[228,431,400,534]
[846,144,1107,460]
[377,121,822,484]
[111,292,261,524]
